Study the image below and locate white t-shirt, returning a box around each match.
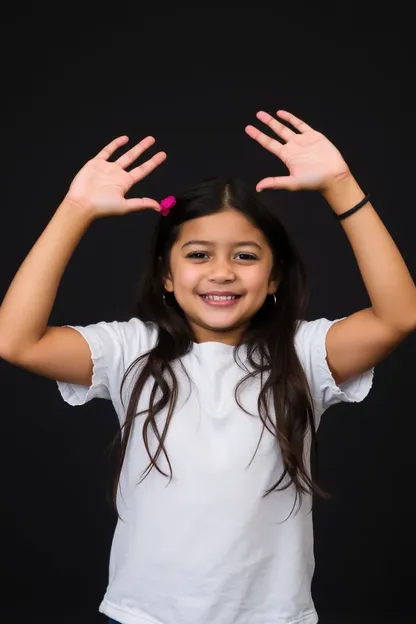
[57,316,374,624]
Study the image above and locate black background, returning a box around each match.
[1,5,414,623]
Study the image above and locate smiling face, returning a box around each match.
[164,208,279,344]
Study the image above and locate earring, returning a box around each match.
[271,293,277,305]
[162,291,175,308]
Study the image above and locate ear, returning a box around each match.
[268,277,280,295]
[268,264,281,295]
[164,273,174,292]
[159,255,174,292]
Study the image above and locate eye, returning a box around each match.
[236,253,258,261]
[185,252,258,261]
[186,252,209,259]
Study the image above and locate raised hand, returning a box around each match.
[65,135,167,217]
[245,110,351,192]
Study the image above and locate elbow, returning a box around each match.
[0,340,16,364]
[371,308,416,336]
[401,310,416,334]
[0,335,24,365]
[392,317,416,336]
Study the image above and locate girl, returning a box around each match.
[0,110,415,624]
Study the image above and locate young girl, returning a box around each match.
[0,110,415,624]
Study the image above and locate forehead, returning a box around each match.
[176,209,268,246]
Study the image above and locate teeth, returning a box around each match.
[203,295,237,300]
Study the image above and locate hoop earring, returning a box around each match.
[163,291,175,308]
[271,293,277,305]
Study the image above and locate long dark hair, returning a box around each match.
[110,177,331,519]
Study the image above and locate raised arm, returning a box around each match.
[245,109,416,384]
[0,135,166,384]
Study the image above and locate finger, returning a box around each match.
[115,135,156,169]
[129,151,167,183]
[95,136,129,160]
[257,175,298,192]
[256,111,296,142]
[122,197,162,213]
[245,125,284,157]
[276,110,313,133]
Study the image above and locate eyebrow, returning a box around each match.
[181,239,263,250]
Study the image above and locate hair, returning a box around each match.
[109,176,331,520]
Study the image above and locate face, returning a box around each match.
[164,208,279,344]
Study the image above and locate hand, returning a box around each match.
[245,110,351,192]
[65,135,167,218]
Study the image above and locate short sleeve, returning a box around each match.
[295,317,374,424]
[56,317,158,422]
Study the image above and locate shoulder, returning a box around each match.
[68,316,159,366]
[294,317,343,345]
[294,316,346,370]
[103,317,159,350]
[56,317,159,412]
[293,316,374,419]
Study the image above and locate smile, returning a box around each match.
[199,294,242,307]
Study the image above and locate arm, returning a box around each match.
[0,134,166,384]
[0,200,92,355]
[322,175,416,385]
[0,200,95,384]
[245,109,416,386]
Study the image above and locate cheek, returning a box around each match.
[243,266,271,292]
[173,265,202,291]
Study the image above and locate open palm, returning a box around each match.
[66,135,167,216]
[245,110,351,192]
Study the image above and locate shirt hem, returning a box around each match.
[99,599,318,624]
[99,600,164,624]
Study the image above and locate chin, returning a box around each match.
[198,312,250,332]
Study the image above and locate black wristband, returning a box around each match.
[334,193,371,221]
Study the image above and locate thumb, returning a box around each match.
[122,197,162,213]
[256,175,298,192]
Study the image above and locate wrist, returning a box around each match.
[321,174,366,216]
[60,195,96,226]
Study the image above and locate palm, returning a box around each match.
[70,159,134,210]
[66,135,167,216]
[245,110,351,192]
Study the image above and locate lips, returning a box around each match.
[201,294,240,300]
[199,293,243,307]
[199,291,242,298]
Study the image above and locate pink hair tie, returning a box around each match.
[160,195,176,216]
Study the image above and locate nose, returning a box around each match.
[208,258,236,283]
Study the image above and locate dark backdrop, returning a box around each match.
[1,6,414,624]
